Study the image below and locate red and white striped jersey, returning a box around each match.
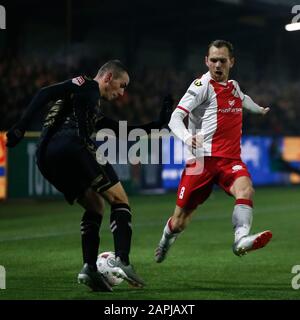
[177,71,245,160]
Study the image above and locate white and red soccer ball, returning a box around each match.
[96,251,124,286]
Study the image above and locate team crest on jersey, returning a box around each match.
[72,76,85,86]
[228,100,235,107]
[194,79,202,86]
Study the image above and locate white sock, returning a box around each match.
[232,204,253,243]
[162,218,180,241]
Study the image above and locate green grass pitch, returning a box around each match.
[0,186,299,300]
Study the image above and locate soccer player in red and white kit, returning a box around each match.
[155,40,272,262]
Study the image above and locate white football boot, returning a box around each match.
[233,230,272,257]
[155,233,179,263]
[112,257,145,288]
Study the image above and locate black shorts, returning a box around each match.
[36,134,119,204]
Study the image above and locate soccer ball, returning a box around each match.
[96,251,124,286]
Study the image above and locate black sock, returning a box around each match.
[110,203,132,265]
[80,210,102,271]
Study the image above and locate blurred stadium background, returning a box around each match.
[0,0,300,299]
[1,0,300,199]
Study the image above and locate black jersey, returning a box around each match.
[7,74,172,202]
[40,76,103,146]
[17,75,162,149]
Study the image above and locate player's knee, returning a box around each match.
[77,189,105,215]
[108,192,129,207]
[103,183,130,207]
[237,185,254,200]
[93,196,105,215]
[88,198,105,215]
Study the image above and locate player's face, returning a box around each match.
[205,46,234,82]
[103,72,129,101]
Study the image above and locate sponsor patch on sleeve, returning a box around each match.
[72,76,85,86]
[187,89,197,97]
[193,79,202,86]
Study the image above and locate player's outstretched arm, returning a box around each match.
[128,94,174,134]
[95,95,174,137]
[6,80,80,148]
[243,95,270,115]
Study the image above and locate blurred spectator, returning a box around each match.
[1,54,300,135]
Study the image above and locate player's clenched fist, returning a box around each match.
[6,125,25,148]
[185,133,203,149]
[261,107,270,115]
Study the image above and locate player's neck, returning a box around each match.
[93,76,103,96]
[212,76,228,84]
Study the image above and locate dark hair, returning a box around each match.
[97,59,129,78]
[208,40,234,58]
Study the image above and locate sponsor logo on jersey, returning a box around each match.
[72,76,85,86]
[218,107,242,113]
[194,79,202,86]
[232,165,243,172]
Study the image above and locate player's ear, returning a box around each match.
[104,72,113,83]
[230,57,235,68]
[205,56,209,68]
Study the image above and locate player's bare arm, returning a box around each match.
[242,94,270,115]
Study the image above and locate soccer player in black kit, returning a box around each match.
[6,60,173,292]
